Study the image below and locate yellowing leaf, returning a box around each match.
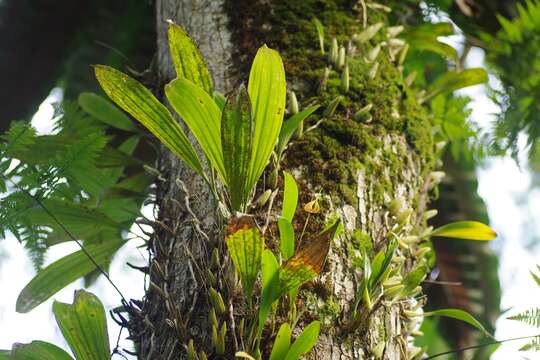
[225,217,264,297]
[247,45,286,195]
[165,77,225,181]
[431,221,497,241]
[235,351,256,360]
[167,22,212,93]
[94,65,203,175]
[279,221,340,293]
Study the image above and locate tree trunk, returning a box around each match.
[134,1,435,359]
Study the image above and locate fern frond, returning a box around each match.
[0,121,36,155]
[508,308,540,328]
[519,335,540,352]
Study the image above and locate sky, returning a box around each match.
[2,20,540,360]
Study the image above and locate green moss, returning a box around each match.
[225,0,436,352]
[225,0,435,210]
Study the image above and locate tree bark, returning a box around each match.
[135,1,435,359]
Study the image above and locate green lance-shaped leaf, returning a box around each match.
[53,290,110,360]
[78,92,137,132]
[94,65,203,175]
[214,91,227,111]
[7,341,74,360]
[281,171,298,222]
[369,240,397,289]
[284,321,321,360]
[16,240,124,313]
[258,249,280,336]
[221,84,253,211]
[279,221,340,293]
[425,308,492,337]
[269,323,292,360]
[247,45,286,194]
[426,68,488,100]
[401,265,427,296]
[225,222,264,298]
[431,221,497,241]
[278,218,295,261]
[26,199,120,243]
[277,105,319,157]
[165,77,226,181]
[167,21,213,94]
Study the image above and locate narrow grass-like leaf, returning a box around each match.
[165,77,225,180]
[431,221,497,241]
[282,171,298,222]
[247,45,286,194]
[53,290,110,360]
[277,105,319,157]
[313,18,325,54]
[221,85,253,211]
[425,308,491,337]
[258,249,280,336]
[225,218,263,297]
[278,218,295,260]
[426,68,488,100]
[78,92,137,132]
[94,65,203,175]
[284,321,320,360]
[167,21,212,93]
[16,240,124,313]
[8,341,73,360]
[269,323,292,360]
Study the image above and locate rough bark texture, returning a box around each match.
[137,1,232,359]
[135,1,435,359]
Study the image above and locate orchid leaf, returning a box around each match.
[53,290,110,360]
[247,45,286,194]
[94,65,203,175]
[165,77,225,180]
[167,21,212,93]
[221,85,253,211]
[431,221,497,241]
